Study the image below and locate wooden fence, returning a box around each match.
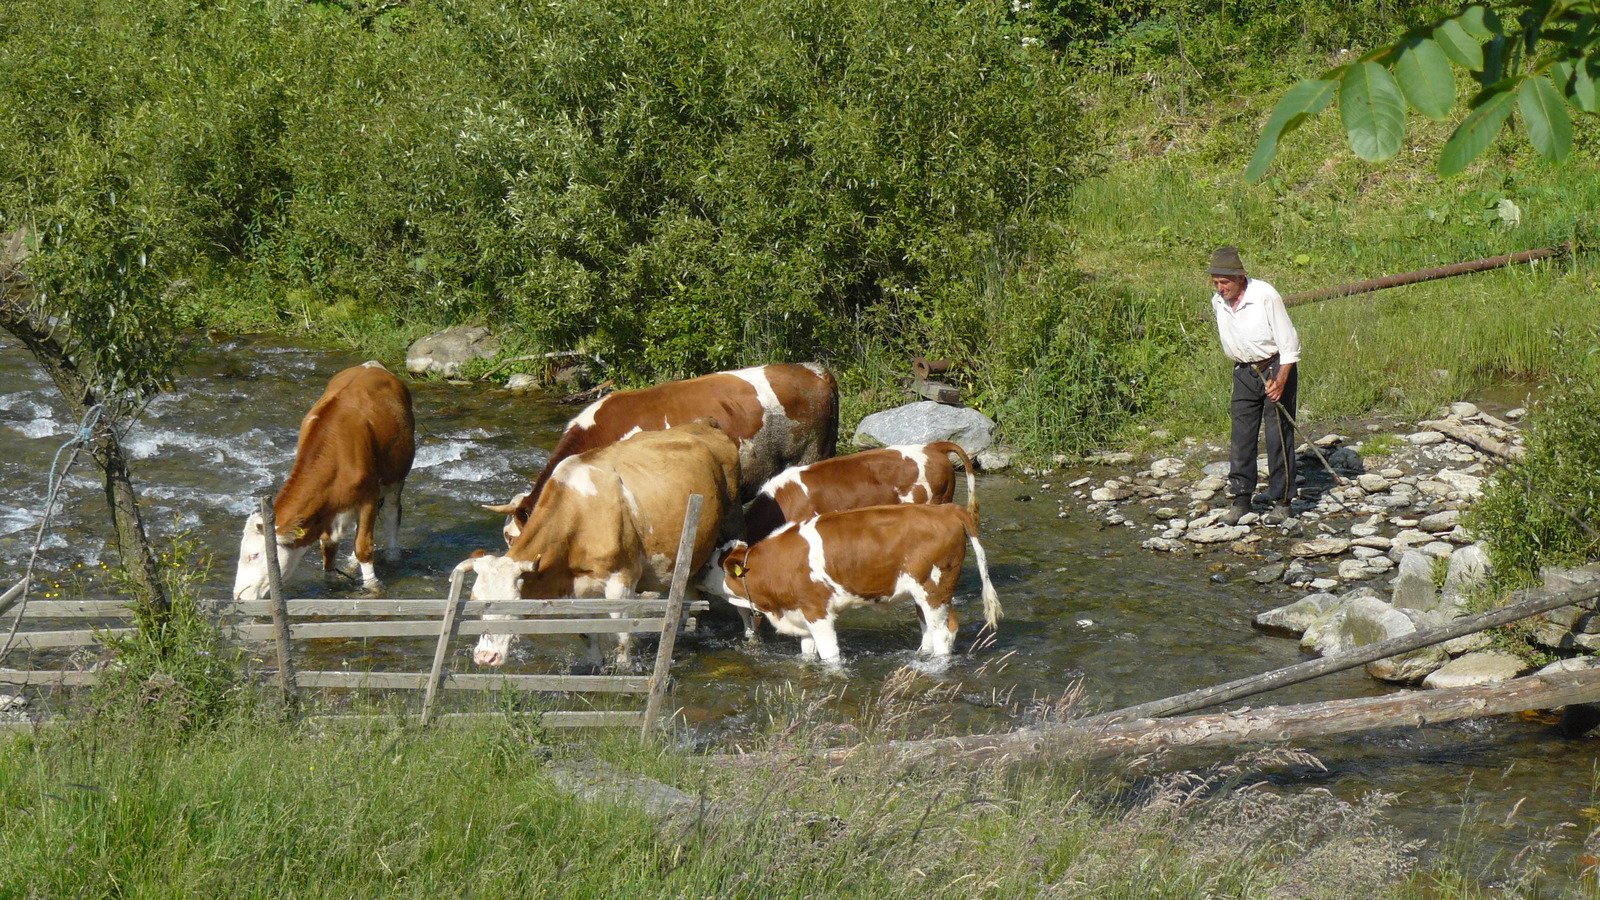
[0,495,708,737]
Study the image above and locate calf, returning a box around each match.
[742,441,979,543]
[487,363,838,542]
[716,504,1000,662]
[467,420,742,668]
[233,362,415,600]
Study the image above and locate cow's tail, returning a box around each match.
[928,440,979,524]
[954,507,1000,630]
[815,366,840,460]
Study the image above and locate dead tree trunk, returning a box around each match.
[1418,418,1524,462]
[0,237,167,610]
[1283,243,1571,306]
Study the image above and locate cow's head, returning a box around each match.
[469,552,541,666]
[716,542,756,610]
[481,491,530,547]
[233,512,311,601]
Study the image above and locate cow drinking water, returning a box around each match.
[468,420,742,668]
[233,362,415,601]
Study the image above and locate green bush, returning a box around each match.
[1466,346,1600,585]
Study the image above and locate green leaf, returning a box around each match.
[1244,77,1337,182]
[1518,75,1572,162]
[1480,34,1507,86]
[1339,62,1407,162]
[1434,20,1484,71]
[1574,58,1598,112]
[1439,87,1516,176]
[1458,5,1493,40]
[1394,38,1457,119]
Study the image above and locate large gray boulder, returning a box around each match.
[1421,650,1528,689]
[1361,605,1448,683]
[1254,592,1340,637]
[1301,591,1387,656]
[853,402,994,455]
[406,326,501,378]
[1391,550,1438,611]
[1442,543,1492,597]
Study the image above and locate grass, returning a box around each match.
[0,672,1528,899]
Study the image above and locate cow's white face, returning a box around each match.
[233,512,310,601]
[697,540,745,601]
[470,554,538,666]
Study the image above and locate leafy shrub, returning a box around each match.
[1467,348,1600,586]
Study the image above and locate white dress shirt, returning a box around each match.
[1212,278,1301,365]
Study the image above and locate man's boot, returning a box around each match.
[1219,500,1250,526]
[1263,503,1294,525]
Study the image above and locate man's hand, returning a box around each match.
[1266,362,1294,403]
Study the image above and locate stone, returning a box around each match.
[1201,461,1231,478]
[1142,537,1185,553]
[1149,457,1186,479]
[1309,577,1339,591]
[1392,550,1439,611]
[1314,433,1345,447]
[854,402,995,455]
[1364,555,1395,573]
[1068,477,1091,488]
[1443,544,1492,597]
[1421,651,1528,689]
[1356,473,1391,493]
[1187,525,1248,544]
[1421,541,1455,559]
[1325,446,1365,474]
[1289,537,1350,558]
[1091,485,1132,502]
[976,446,1015,471]
[1506,407,1526,420]
[1088,451,1135,465]
[1255,592,1340,636]
[1407,431,1447,445]
[1338,559,1373,580]
[1389,529,1434,555]
[1419,509,1460,532]
[1435,469,1485,496]
[1362,609,1449,683]
[1536,657,1600,676]
[1249,562,1287,584]
[1450,402,1480,418]
[1351,546,1382,560]
[1380,468,1406,479]
[1440,631,1492,655]
[505,373,540,392]
[406,325,502,378]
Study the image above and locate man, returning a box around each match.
[1208,246,1301,526]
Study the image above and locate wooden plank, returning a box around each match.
[5,628,135,649]
[0,668,100,686]
[1095,577,1600,724]
[803,669,1600,768]
[4,600,134,619]
[224,598,704,617]
[229,618,667,641]
[260,496,298,698]
[644,494,700,738]
[295,670,652,693]
[421,563,471,727]
[906,376,961,405]
[310,710,643,729]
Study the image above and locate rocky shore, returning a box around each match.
[1045,402,1600,689]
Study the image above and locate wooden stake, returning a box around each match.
[643,494,702,739]
[1095,578,1600,724]
[258,496,297,700]
[420,561,471,728]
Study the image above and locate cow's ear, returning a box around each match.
[730,562,747,577]
[469,548,487,559]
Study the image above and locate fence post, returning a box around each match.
[643,494,702,740]
[421,560,472,728]
[258,496,297,701]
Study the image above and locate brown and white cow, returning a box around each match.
[742,441,980,543]
[711,504,1000,663]
[233,362,415,600]
[487,364,837,542]
[468,420,742,668]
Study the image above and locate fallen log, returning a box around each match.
[1283,243,1571,306]
[1418,418,1524,462]
[1093,577,1600,724]
[808,669,1600,768]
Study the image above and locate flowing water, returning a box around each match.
[2,335,1596,882]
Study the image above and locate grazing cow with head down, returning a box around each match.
[742,441,979,543]
[233,362,415,601]
[712,504,1000,663]
[468,420,742,668]
[486,363,837,543]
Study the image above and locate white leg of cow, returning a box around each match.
[800,636,818,658]
[807,616,842,664]
[379,484,404,564]
[738,605,760,643]
[353,501,382,593]
[604,574,637,668]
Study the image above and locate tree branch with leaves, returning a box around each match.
[1249,2,1599,181]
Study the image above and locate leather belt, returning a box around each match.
[1235,354,1278,373]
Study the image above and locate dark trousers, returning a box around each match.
[1229,359,1297,505]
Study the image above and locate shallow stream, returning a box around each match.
[2,335,1595,883]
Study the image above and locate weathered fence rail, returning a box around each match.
[0,495,708,737]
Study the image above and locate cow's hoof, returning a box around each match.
[360,578,384,595]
